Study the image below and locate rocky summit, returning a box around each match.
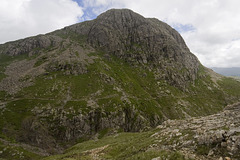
[0,9,240,159]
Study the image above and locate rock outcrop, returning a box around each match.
[0,35,62,56]
[151,102,240,159]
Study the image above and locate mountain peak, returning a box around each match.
[83,9,199,88]
[87,8,190,55]
[96,8,145,22]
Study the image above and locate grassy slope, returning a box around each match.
[43,128,186,160]
[0,141,42,160]
[0,52,237,137]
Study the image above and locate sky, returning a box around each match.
[0,0,240,68]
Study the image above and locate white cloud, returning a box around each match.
[0,0,83,44]
[79,0,240,67]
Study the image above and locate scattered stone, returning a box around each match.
[208,149,214,156]
[148,103,240,159]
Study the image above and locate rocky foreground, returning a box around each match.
[151,102,240,160]
[1,102,240,160]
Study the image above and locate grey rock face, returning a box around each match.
[30,104,157,145]
[66,9,200,88]
[0,35,62,56]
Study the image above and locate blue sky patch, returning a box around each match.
[172,23,196,33]
[73,0,112,22]
[73,0,97,21]
[72,0,83,6]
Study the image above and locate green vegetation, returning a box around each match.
[218,77,240,97]
[34,55,48,67]
[44,129,187,160]
[0,142,42,160]
[1,49,240,148]
[0,99,54,141]
[196,145,212,155]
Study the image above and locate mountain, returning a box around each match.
[0,9,240,159]
[212,67,240,77]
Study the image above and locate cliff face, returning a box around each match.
[67,9,200,88]
[0,9,240,157]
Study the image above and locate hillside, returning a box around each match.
[43,102,240,160]
[0,9,240,159]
